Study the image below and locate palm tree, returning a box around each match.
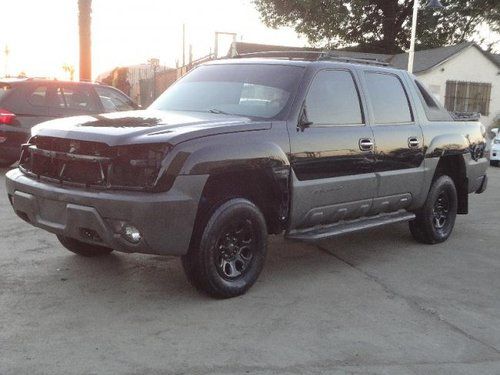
[78,0,92,81]
[62,64,75,81]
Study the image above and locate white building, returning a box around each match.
[390,43,500,128]
[231,42,500,127]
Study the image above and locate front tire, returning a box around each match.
[409,175,457,244]
[490,160,499,167]
[182,198,267,298]
[57,235,114,257]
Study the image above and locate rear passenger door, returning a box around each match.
[361,71,424,213]
[7,84,53,131]
[288,69,377,229]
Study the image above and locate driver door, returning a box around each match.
[288,69,377,229]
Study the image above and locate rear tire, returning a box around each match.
[57,235,114,257]
[181,198,267,298]
[409,175,457,244]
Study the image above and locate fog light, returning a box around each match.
[121,225,142,244]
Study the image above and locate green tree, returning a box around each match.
[253,0,500,53]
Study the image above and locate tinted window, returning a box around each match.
[365,73,412,123]
[54,86,97,112]
[28,86,48,106]
[0,84,12,101]
[150,64,304,119]
[95,86,135,112]
[306,70,363,125]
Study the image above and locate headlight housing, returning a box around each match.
[110,143,170,189]
[19,136,171,191]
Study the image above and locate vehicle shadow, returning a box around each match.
[46,222,416,304]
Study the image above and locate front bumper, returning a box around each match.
[6,168,208,256]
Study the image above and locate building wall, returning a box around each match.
[417,46,500,127]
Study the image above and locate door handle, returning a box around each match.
[408,137,420,148]
[359,138,374,151]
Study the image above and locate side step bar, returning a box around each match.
[286,210,416,242]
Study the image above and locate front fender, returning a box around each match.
[178,141,290,176]
[154,129,291,195]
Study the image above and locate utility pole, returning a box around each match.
[408,0,444,73]
[148,58,159,100]
[78,0,92,81]
[182,23,186,67]
[408,0,419,74]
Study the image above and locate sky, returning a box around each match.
[0,0,308,80]
[0,0,498,80]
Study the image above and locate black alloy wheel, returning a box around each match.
[182,198,267,298]
[214,218,257,280]
[409,175,457,244]
[432,191,451,231]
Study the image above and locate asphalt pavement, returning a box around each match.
[1,166,499,375]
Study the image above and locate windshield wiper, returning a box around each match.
[207,108,234,115]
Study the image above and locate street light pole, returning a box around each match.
[408,0,420,73]
[408,0,444,74]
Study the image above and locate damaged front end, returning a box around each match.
[18,136,171,192]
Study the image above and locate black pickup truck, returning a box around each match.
[5,54,488,298]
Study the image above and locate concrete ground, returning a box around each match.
[0,167,499,375]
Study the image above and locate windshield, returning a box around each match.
[149,64,304,119]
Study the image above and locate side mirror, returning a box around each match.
[491,128,499,136]
[297,104,313,132]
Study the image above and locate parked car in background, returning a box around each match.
[490,128,500,166]
[0,78,138,167]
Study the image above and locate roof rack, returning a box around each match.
[233,50,390,66]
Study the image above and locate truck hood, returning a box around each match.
[31,110,271,146]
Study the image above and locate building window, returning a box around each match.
[444,81,491,116]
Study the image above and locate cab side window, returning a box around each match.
[365,72,413,124]
[306,70,364,126]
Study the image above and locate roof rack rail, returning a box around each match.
[318,53,390,66]
[233,50,390,66]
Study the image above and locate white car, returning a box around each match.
[490,128,500,166]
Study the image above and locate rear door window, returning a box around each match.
[365,72,413,124]
[28,86,48,106]
[94,86,136,112]
[53,85,98,112]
